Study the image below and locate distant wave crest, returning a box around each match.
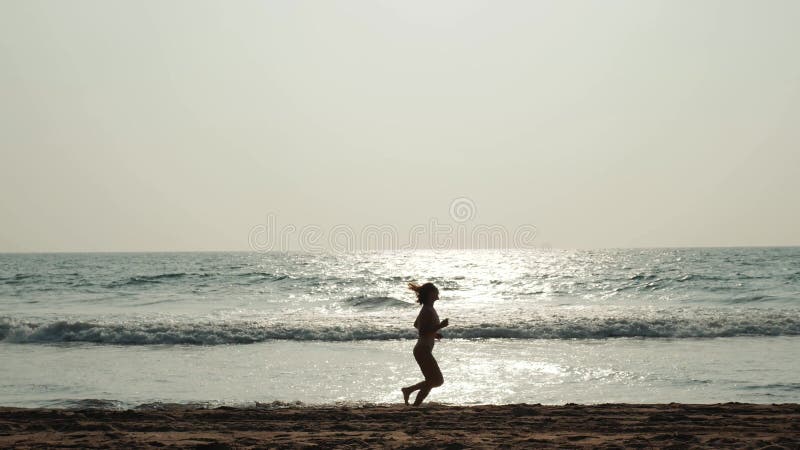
[105,273,188,287]
[342,296,413,309]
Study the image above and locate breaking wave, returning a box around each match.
[2,311,798,345]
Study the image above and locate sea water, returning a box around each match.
[1,248,798,408]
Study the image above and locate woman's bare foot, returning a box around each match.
[401,387,412,405]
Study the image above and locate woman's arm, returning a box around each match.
[416,308,448,336]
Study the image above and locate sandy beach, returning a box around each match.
[1,403,798,449]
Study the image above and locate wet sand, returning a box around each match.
[1,403,798,449]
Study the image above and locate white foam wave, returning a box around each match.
[1,311,798,345]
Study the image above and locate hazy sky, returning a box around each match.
[1,0,799,252]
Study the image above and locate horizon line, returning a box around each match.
[1,244,799,255]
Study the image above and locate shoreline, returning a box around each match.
[1,403,798,449]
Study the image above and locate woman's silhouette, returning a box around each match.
[402,282,449,406]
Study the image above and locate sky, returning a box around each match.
[1,0,799,252]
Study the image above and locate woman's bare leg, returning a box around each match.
[401,381,427,405]
[413,382,432,406]
[410,349,443,406]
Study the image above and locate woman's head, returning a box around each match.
[408,282,439,305]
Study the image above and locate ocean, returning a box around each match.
[1,248,798,408]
